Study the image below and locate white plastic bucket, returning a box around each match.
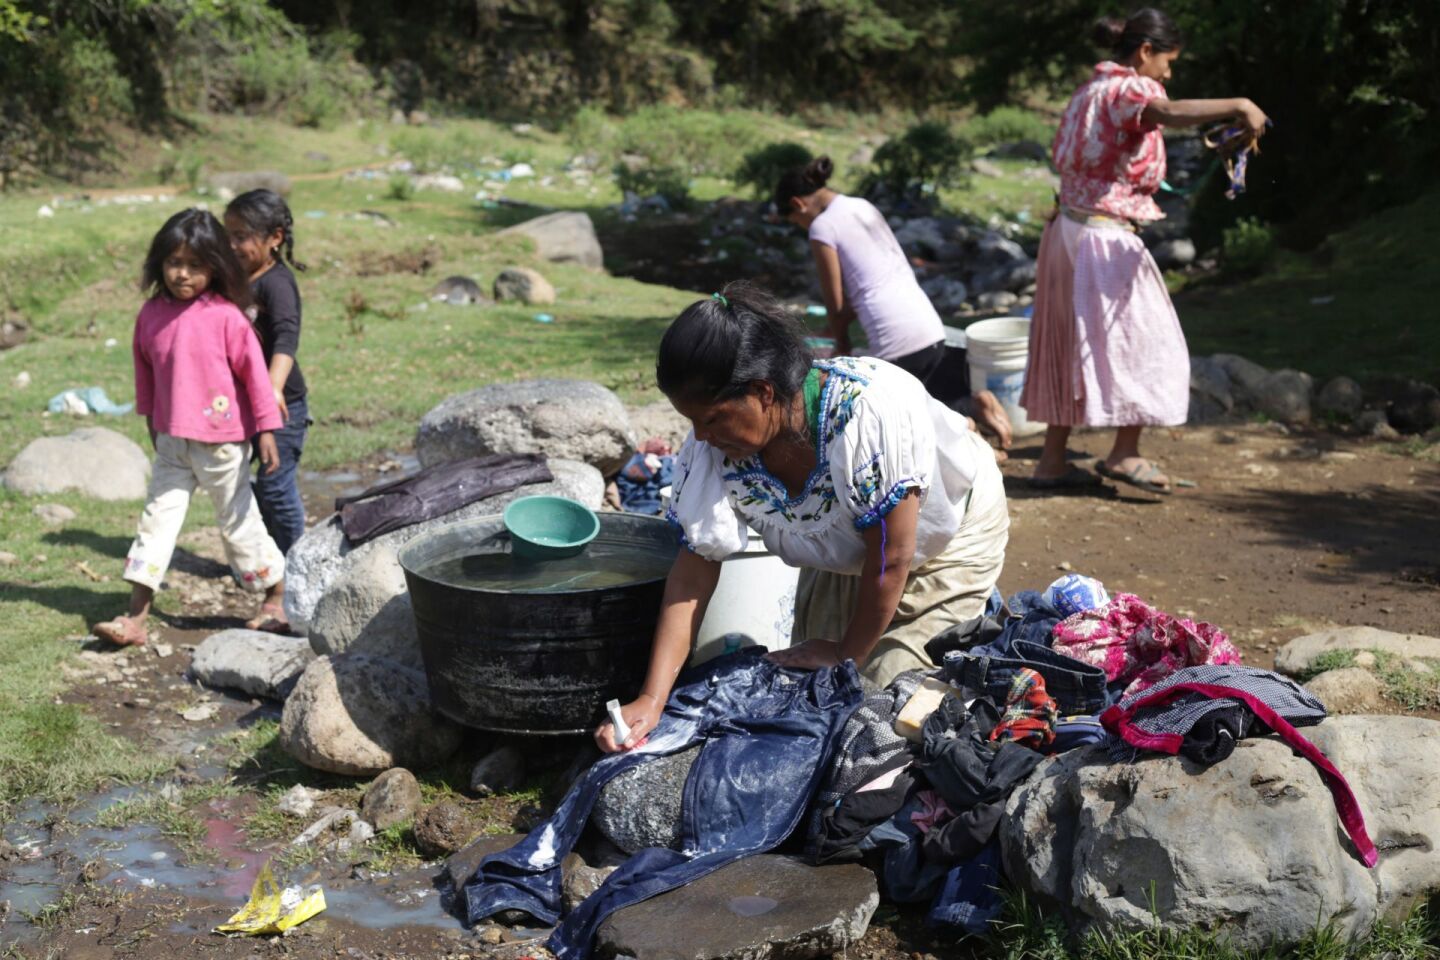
[964,317,1046,438]
[692,530,799,665]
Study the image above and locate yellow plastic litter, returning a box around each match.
[214,863,326,936]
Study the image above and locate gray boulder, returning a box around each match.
[208,170,291,197]
[1188,356,1234,425]
[1316,376,1364,420]
[1212,354,1269,409]
[1356,409,1402,440]
[1256,369,1313,424]
[415,379,634,475]
[431,276,487,306]
[1388,380,1440,434]
[1304,668,1386,714]
[973,258,1037,295]
[595,855,878,960]
[592,745,699,853]
[279,653,462,776]
[496,211,604,271]
[1002,716,1440,949]
[4,427,150,501]
[307,545,421,671]
[919,275,969,312]
[972,231,1028,268]
[1151,238,1197,270]
[362,768,423,830]
[283,458,602,631]
[190,628,315,700]
[470,744,527,797]
[492,266,556,305]
[892,218,945,259]
[1275,626,1440,678]
[976,290,1019,313]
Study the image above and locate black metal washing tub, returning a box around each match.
[397,513,677,735]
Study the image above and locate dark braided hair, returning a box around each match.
[657,281,813,408]
[141,208,253,310]
[224,189,307,272]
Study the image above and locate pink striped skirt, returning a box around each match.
[1020,212,1190,427]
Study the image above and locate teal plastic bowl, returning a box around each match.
[503,495,601,561]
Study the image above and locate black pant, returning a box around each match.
[889,340,946,386]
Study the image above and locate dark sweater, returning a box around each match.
[249,261,307,405]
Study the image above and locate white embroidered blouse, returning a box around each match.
[665,357,983,575]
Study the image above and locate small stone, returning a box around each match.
[152,642,174,658]
[362,768,423,830]
[1056,561,1074,572]
[181,703,219,722]
[1353,651,1377,669]
[32,503,77,525]
[562,853,618,914]
[1304,667,1385,714]
[493,266,557,305]
[0,551,16,566]
[470,745,526,797]
[276,784,325,818]
[418,801,482,859]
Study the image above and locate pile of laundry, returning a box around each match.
[458,574,1376,958]
[809,573,1376,934]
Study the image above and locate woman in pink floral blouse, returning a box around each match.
[1022,8,1268,494]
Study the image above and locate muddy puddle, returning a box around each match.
[0,779,464,945]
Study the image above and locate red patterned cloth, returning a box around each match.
[989,668,1059,751]
[1052,62,1169,222]
[1052,593,1241,697]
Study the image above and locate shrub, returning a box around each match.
[614,162,690,207]
[963,106,1054,149]
[386,174,415,201]
[732,142,814,199]
[861,121,972,200]
[1221,217,1276,276]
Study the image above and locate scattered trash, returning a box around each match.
[533,313,554,324]
[12,371,30,389]
[182,703,219,722]
[37,205,54,219]
[292,808,374,848]
[804,304,828,317]
[508,162,535,179]
[303,210,327,219]
[275,784,325,819]
[104,338,118,349]
[214,862,326,936]
[75,561,109,583]
[47,386,132,416]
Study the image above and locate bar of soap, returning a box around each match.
[895,677,953,742]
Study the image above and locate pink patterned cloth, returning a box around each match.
[1052,62,1168,222]
[909,790,954,834]
[1051,593,1241,697]
[1019,215,1190,427]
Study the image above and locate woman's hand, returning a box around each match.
[1236,99,1270,139]
[273,387,289,425]
[257,432,281,475]
[594,694,663,753]
[766,638,846,671]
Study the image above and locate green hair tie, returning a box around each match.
[711,292,729,307]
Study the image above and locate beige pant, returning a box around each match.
[124,434,285,593]
[792,442,1010,688]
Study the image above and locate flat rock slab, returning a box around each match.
[595,854,878,960]
[190,629,315,700]
[1276,626,1440,676]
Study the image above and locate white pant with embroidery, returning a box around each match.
[124,434,285,593]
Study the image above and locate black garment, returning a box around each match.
[920,801,1004,866]
[918,694,1045,811]
[336,453,552,545]
[1180,705,1249,765]
[813,766,916,864]
[250,261,307,406]
[889,339,946,386]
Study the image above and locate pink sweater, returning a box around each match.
[133,293,283,442]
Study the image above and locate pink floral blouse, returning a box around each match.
[1052,62,1169,222]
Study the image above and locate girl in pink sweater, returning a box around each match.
[94,209,290,646]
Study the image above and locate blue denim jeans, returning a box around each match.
[463,649,864,960]
[252,396,308,556]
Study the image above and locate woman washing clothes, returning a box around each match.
[1023,7,1269,493]
[595,283,1009,752]
[774,156,1013,458]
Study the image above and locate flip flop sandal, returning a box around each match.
[1029,465,1103,490]
[246,603,293,635]
[1096,460,1173,495]
[94,617,147,647]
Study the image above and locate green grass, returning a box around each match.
[1175,188,1440,387]
[1300,649,1440,711]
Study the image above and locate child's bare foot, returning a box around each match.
[94,615,148,647]
[245,602,292,635]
